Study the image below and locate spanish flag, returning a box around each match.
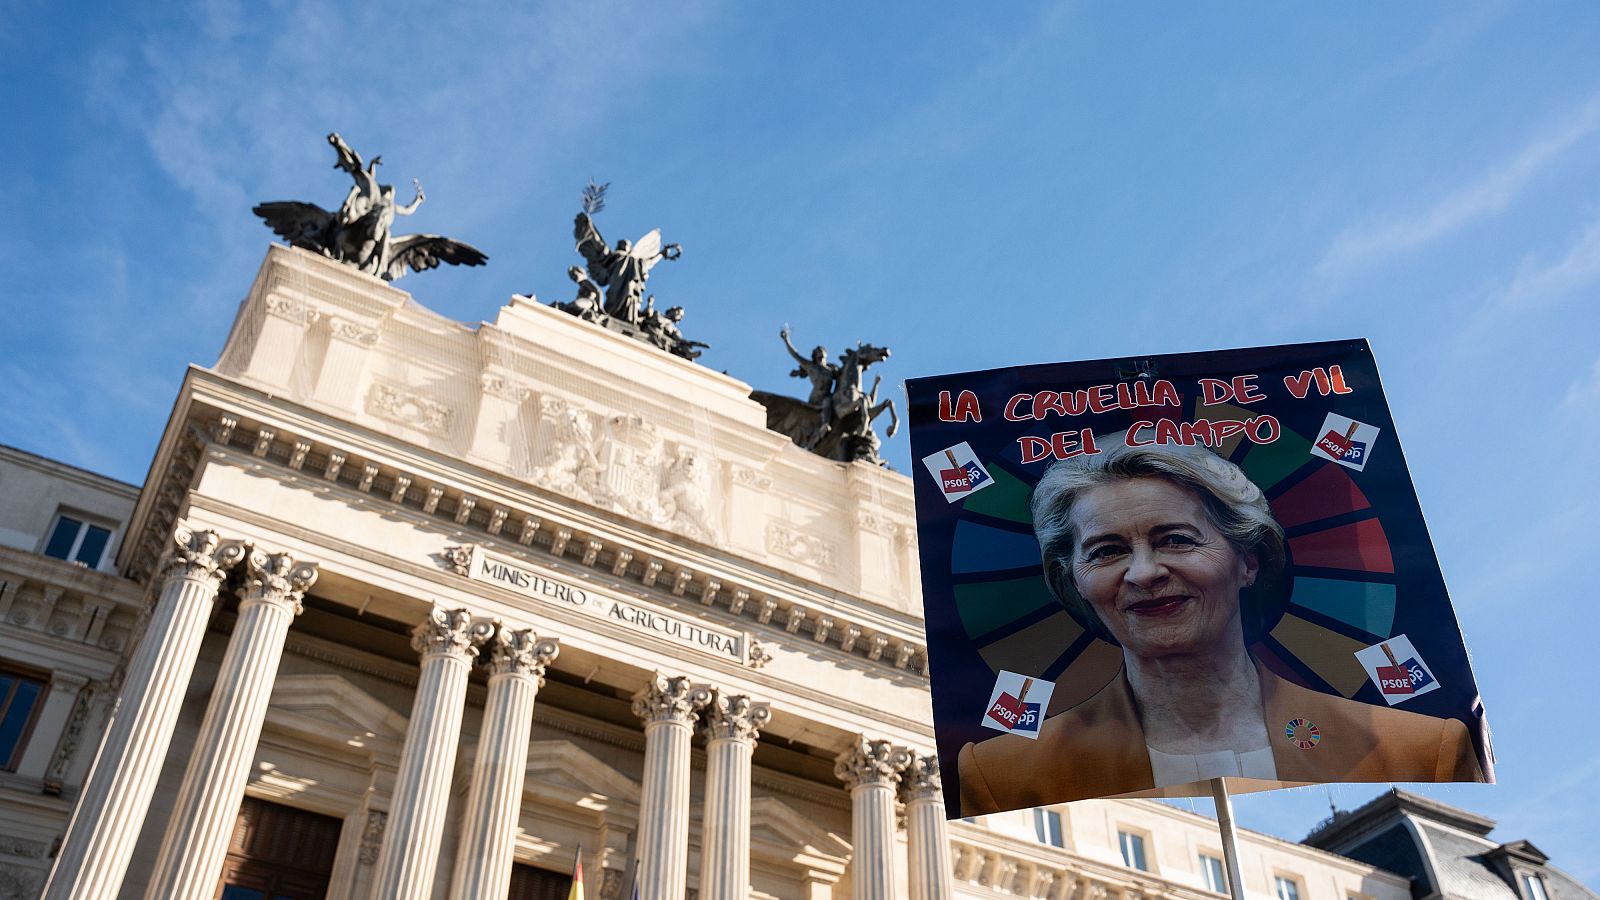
[568,847,584,900]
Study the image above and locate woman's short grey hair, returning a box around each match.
[1030,436,1289,646]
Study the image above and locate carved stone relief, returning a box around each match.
[528,398,722,542]
[764,522,837,571]
[366,381,453,437]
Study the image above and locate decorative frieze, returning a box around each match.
[167,412,930,680]
[328,316,380,346]
[765,522,837,571]
[367,381,453,437]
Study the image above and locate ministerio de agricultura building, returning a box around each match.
[0,156,1586,900]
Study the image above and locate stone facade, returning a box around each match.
[0,247,1431,900]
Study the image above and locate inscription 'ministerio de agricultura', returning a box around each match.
[457,545,748,664]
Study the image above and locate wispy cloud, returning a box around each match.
[1314,92,1600,279]
[1502,216,1600,312]
[1562,354,1600,411]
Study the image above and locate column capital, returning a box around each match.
[485,626,560,683]
[161,523,247,586]
[631,673,712,725]
[411,607,494,661]
[239,548,319,615]
[900,751,943,801]
[834,736,911,789]
[700,691,771,745]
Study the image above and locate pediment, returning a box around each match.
[523,740,640,812]
[265,674,409,757]
[750,795,850,872]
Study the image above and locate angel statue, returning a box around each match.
[253,133,488,282]
[572,210,682,324]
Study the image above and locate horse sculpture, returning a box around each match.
[752,337,898,465]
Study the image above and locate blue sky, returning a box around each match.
[4,0,1599,881]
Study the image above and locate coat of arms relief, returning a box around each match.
[527,397,722,543]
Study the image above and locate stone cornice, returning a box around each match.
[130,381,931,683]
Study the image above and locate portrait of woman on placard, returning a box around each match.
[956,438,1483,816]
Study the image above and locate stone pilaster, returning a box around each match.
[631,673,712,900]
[698,693,771,900]
[449,627,559,900]
[42,525,246,900]
[372,608,493,900]
[144,548,318,900]
[901,753,953,900]
[834,736,911,900]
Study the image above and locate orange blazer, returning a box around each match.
[958,663,1483,816]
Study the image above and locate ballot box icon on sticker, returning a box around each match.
[1354,635,1440,706]
[980,671,1056,739]
[921,442,994,503]
[1310,413,1380,472]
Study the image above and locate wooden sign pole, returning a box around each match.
[1210,778,1247,900]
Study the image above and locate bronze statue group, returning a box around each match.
[254,134,896,466]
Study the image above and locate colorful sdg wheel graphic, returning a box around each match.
[948,401,1398,716]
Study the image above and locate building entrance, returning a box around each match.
[215,797,341,899]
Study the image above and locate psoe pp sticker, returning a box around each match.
[1310,413,1380,472]
[1354,635,1440,706]
[921,442,994,503]
[979,670,1056,739]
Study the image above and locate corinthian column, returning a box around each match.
[372,608,494,900]
[631,673,712,900]
[902,753,953,900]
[449,627,560,900]
[143,548,318,900]
[698,693,771,900]
[43,525,246,900]
[834,737,911,900]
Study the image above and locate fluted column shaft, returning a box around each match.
[143,550,318,900]
[43,526,245,900]
[373,608,492,900]
[632,674,711,900]
[449,628,559,900]
[699,693,771,900]
[903,754,953,900]
[835,737,910,900]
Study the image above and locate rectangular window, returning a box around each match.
[1033,808,1063,847]
[42,515,113,568]
[0,668,47,770]
[1275,876,1301,900]
[1119,830,1148,871]
[1200,854,1228,893]
[1522,875,1549,900]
